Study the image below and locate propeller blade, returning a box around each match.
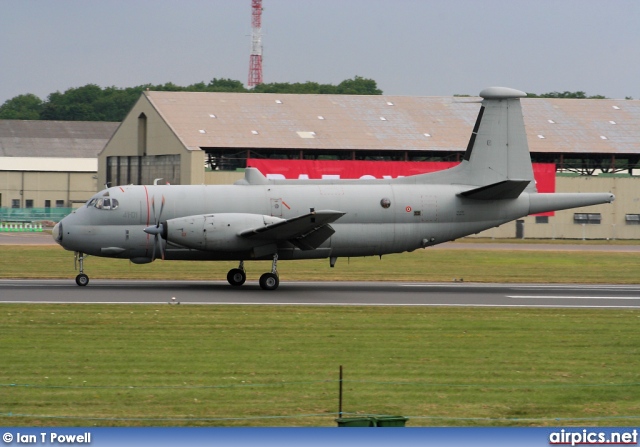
[151,196,157,225]
[159,236,165,261]
[157,195,165,225]
[146,195,167,261]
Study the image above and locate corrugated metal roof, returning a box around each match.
[145,91,640,155]
[0,120,118,158]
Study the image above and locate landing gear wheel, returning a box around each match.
[75,273,89,287]
[259,272,279,291]
[227,268,246,286]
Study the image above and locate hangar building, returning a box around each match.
[95,91,639,240]
[0,120,118,221]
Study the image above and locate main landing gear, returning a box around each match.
[226,255,280,291]
[227,261,247,286]
[75,251,89,286]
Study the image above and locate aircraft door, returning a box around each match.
[420,195,438,222]
[270,198,283,217]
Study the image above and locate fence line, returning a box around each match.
[0,207,73,224]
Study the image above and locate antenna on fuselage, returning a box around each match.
[153,178,164,185]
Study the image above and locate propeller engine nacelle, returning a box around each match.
[163,213,284,251]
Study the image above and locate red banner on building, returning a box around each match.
[246,159,556,215]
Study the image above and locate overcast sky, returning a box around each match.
[1,0,639,104]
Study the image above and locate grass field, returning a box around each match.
[1,305,640,427]
[1,244,640,283]
[1,244,639,427]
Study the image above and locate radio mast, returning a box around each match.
[248,0,263,88]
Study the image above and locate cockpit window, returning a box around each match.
[87,195,119,210]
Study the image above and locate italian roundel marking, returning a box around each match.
[405,206,412,212]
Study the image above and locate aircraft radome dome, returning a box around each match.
[479,87,527,99]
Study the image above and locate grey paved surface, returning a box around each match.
[1,279,639,309]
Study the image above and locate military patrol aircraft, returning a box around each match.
[53,87,614,290]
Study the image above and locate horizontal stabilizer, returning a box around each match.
[458,180,531,200]
[240,210,346,249]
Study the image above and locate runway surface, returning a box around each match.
[2,233,638,309]
[1,279,639,309]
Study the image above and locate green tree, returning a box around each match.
[0,76,383,122]
[526,91,607,99]
[205,78,247,92]
[0,94,44,120]
[336,76,382,95]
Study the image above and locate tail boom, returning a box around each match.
[528,193,615,215]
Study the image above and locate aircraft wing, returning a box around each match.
[239,210,346,250]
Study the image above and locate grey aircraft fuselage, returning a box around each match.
[53,87,614,290]
[54,181,529,261]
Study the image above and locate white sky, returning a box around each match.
[1,0,639,104]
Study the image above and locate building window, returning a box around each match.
[573,213,601,224]
[44,200,51,208]
[11,199,20,209]
[25,200,34,209]
[107,154,181,186]
[625,214,640,225]
[535,216,549,224]
[56,200,65,208]
[138,113,147,156]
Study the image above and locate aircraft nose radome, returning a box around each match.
[52,222,62,244]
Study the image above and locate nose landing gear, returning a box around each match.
[74,252,89,286]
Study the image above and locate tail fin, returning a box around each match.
[461,87,535,190]
[415,87,536,197]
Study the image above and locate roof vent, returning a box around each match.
[600,135,608,140]
[199,130,206,134]
[386,101,394,106]
[318,116,325,120]
[297,131,316,139]
[613,106,621,110]
[547,119,555,124]
[537,135,545,139]
[609,121,617,125]
[275,100,282,104]
[423,133,431,137]
[380,117,387,121]
[251,130,259,135]
[209,114,217,118]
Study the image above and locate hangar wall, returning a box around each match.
[99,95,204,187]
[473,176,640,240]
[0,171,97,209]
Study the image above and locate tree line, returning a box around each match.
[0,76,382,122]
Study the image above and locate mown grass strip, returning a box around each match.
[1,304,639,427]
[1,245,640,283]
